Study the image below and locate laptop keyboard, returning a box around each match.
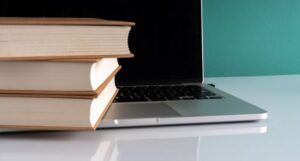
[114,85,222,102]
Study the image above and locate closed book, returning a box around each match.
[0,17,134,60]
[0,77,117,130]
[0,58,119,98]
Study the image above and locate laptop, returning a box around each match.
[97,0,268,127]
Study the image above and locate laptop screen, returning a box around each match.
[0,0,203,85]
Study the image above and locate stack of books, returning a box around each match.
[0,17,134,130]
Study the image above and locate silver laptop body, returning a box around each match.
[98,0,267,128]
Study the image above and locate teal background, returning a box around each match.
[203,0,300,77]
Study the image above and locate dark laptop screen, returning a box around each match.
[0,0,202,85]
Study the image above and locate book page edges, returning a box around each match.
[92,89,118,130]
[0,17,135,26]
[0,66,121,98]
[0,89,118,131]
[0,53,134,61]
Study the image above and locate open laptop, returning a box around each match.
[97,0,268,127]
[0,0,267,128]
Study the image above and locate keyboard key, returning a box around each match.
[208,96,222,99]
[195,96,209,99]
[115,96,148,102]
[181,96,195,100]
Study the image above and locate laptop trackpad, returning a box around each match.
[106,103,181,119]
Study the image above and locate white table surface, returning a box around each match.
[1,75,299,161]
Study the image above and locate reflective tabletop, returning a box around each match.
[1,75,299,161]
